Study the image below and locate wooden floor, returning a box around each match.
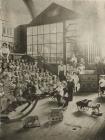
[1,92,105,140]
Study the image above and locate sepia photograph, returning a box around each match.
[0,0,105,140]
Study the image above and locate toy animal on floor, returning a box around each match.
[90,103,102,116]
[23,115,40,128]
[76,99,92,111]
[76,99,102,116]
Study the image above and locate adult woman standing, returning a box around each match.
[58,61,66,81]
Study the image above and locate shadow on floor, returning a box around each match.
[42,121,61,128]
[72,111,100,120]
[72,111,88,117]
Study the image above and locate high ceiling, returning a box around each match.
[2,0,58,26]
[2,0,104,26]
[1,0,105,56]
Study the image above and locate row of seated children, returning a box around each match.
[0,57,80,113]
[0,58,58,113]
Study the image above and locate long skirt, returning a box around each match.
[68,91,73,101]
[59,71,66,81]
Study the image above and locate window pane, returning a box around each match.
[50,58,56,63]
[27,45,32,54]
[30,45,32,54]
[44,53,50,57]
[50,53,56,63]
[50,34,56,43]
[33,35,37,44]
[27,46,30,54]
[51,44,56,53]
[27,36,32,45]
[51,53,56,57]
[27,27,32,35]
[38,25,43,34]
[44,44,50,54]
[33,45,37,55]
[57,33,63,43]
[44,24,49,34]
[66,43,72,58]
[57,53,63,63]
[44,34,50,43]
[38,35,43,44]
[57,43,63,53]
[50,23,56,33]
[33,26,37,35]
[43,53,50,63]
[66,43,70,52]
[38,44,43,54]
[57,22,63,32]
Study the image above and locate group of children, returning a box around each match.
[0,56,82,114]
[1,48,105,120]
[68,54,86,75]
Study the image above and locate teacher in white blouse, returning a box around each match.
[58,61,66,81]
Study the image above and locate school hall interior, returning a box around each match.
[1,1,105,140]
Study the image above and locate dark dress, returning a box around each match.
[67,80,74,101]
[63,81,74,108]
[59,71,66,81]
[63,87,69,108]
